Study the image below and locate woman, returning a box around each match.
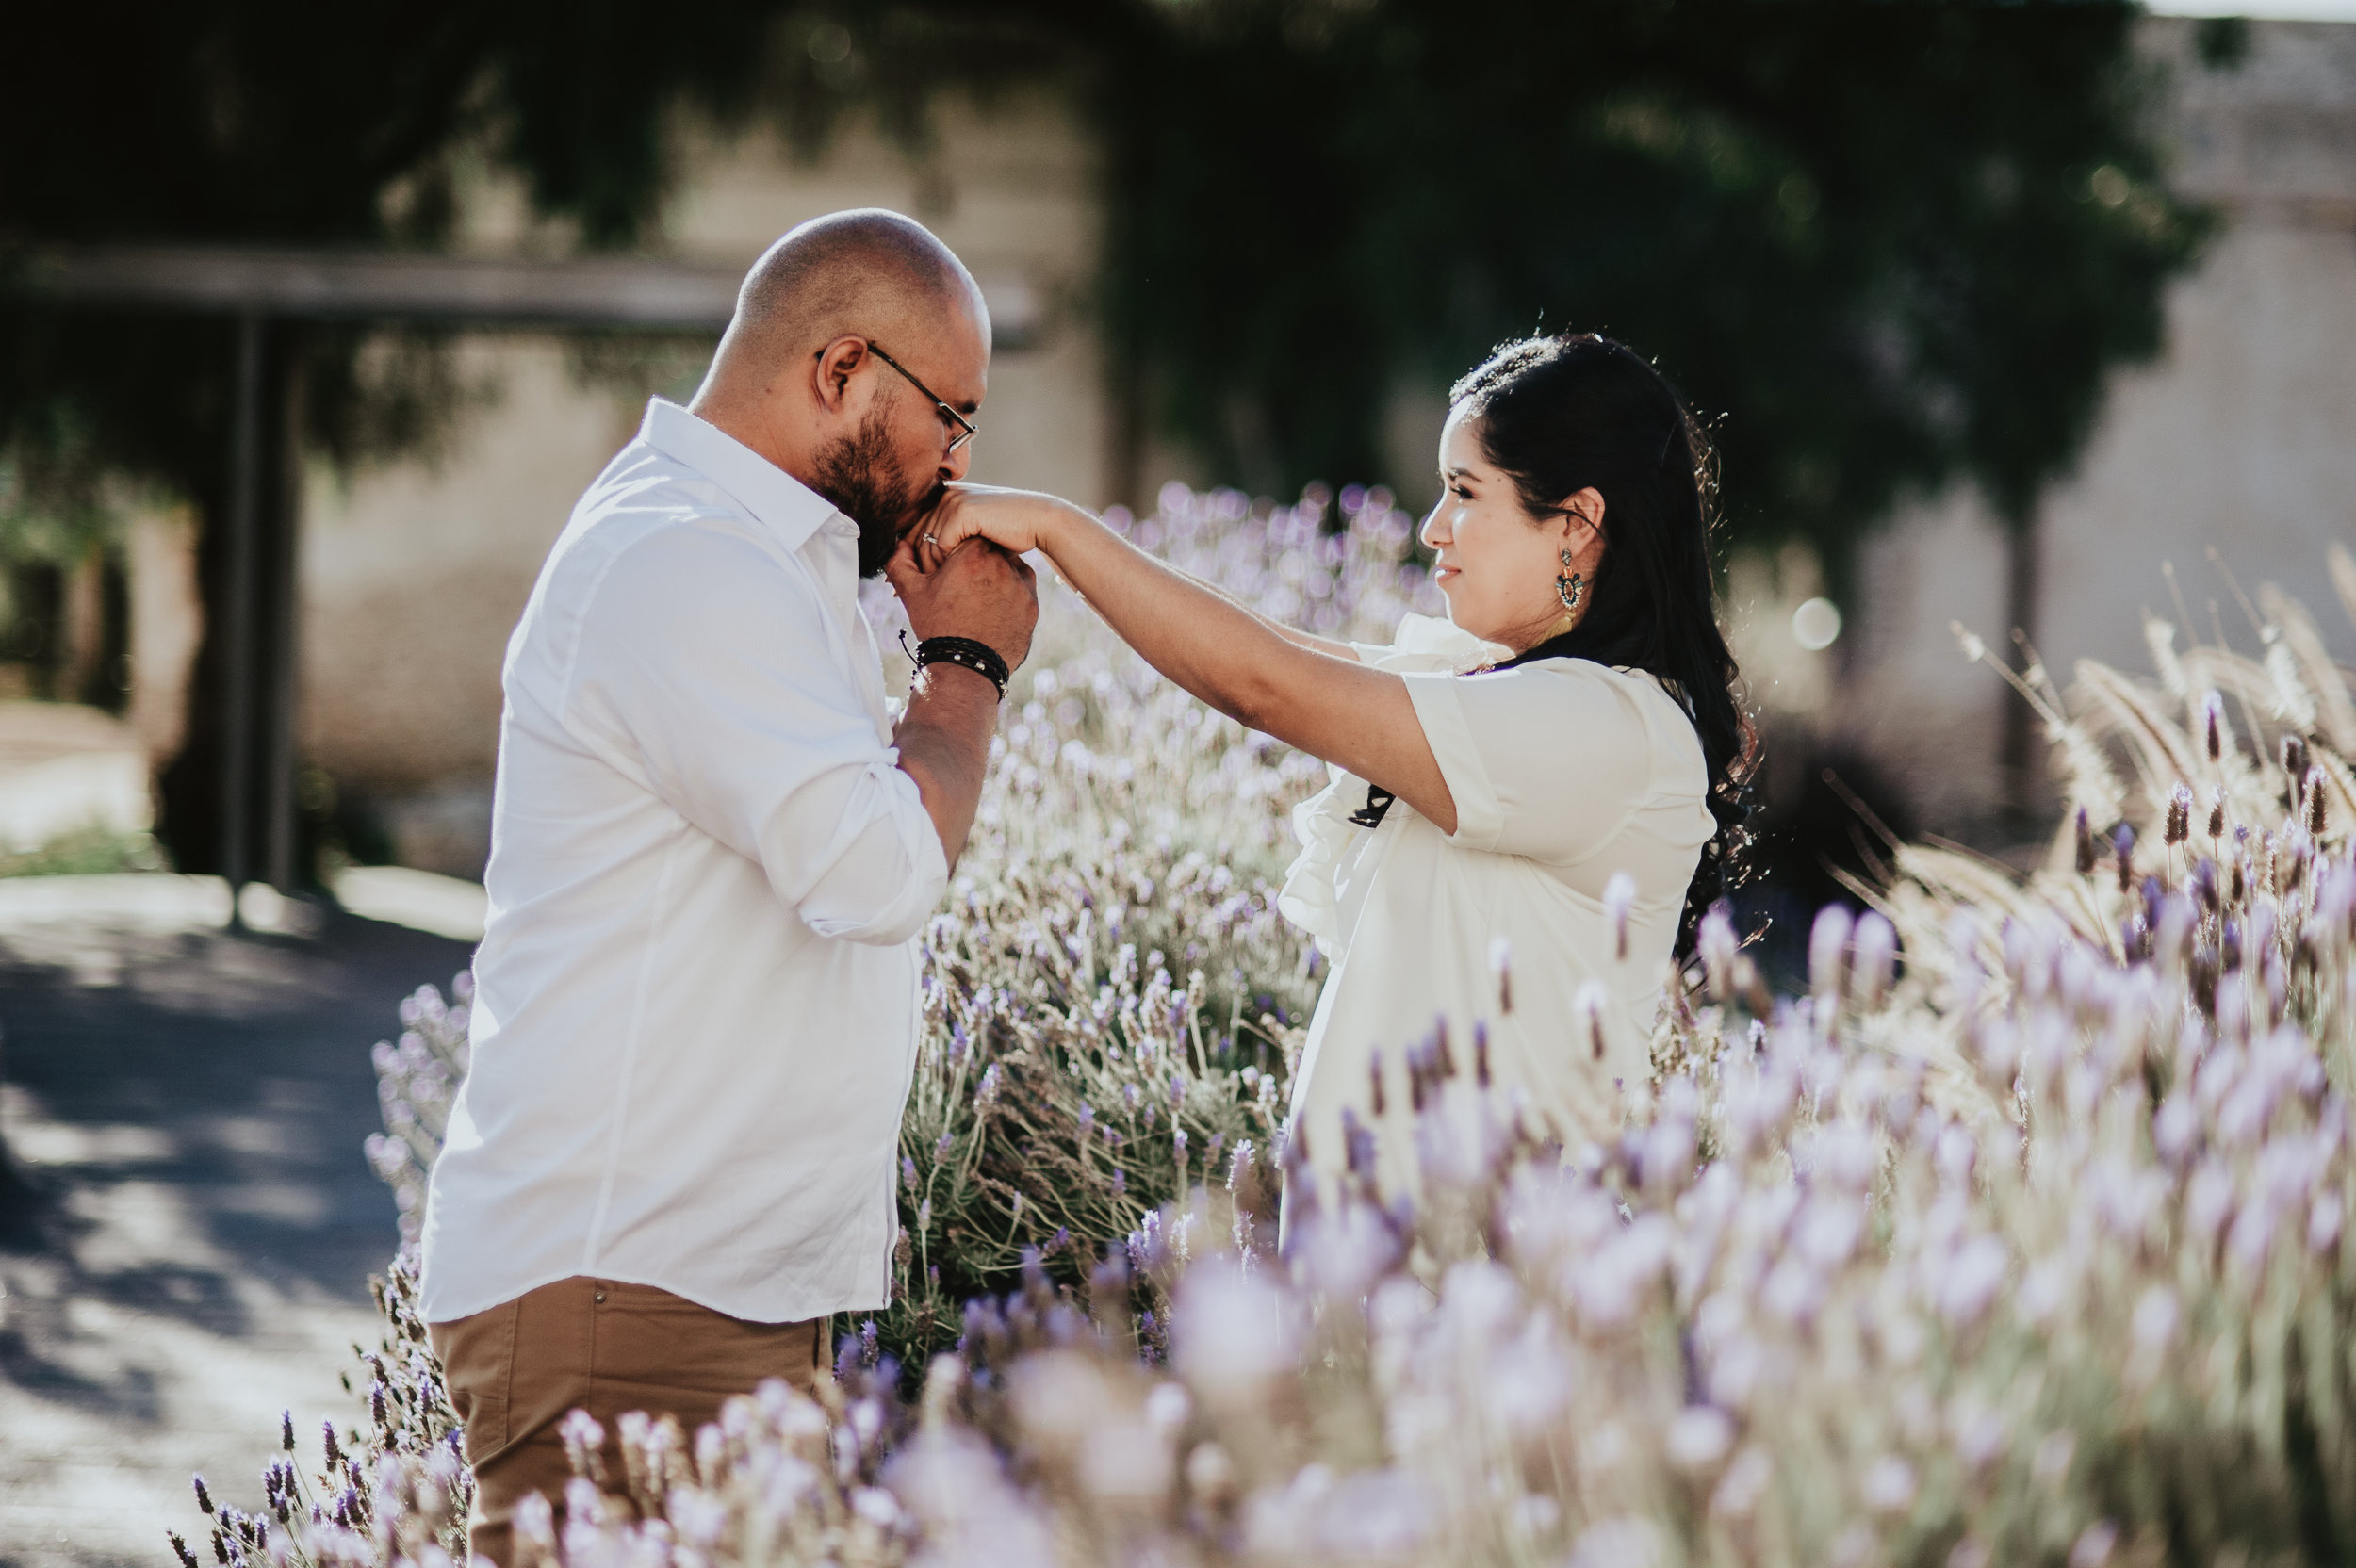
[915,334,1749,1213]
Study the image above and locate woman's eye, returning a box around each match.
[1451,486,1473,502]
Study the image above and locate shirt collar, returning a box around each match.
[638,399,847,552]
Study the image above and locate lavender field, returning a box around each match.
[200,489,2356,1568]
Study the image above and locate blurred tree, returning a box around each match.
[1071,0,2212,819]
[1085,2,2205,578]
[0,2,1052,874]
[2,0,2205,871]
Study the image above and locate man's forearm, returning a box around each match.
[892,662,1004,870]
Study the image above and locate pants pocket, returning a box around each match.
[430,1298,519,1462]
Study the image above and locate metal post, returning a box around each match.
[264,339,303,892]
[221,311,264,925]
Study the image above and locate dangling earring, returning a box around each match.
[1556,549,1584,613]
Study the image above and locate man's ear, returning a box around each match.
[812,336,870,415]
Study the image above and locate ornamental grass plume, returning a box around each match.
[190,524,2356,1568]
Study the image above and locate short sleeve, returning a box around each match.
[1399,661,1660,862]
[562,523,948,944]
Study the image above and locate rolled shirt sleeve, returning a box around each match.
[1399,661,1656,863]
[561,523,948,943]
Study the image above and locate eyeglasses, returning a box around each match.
[863,342,978,454]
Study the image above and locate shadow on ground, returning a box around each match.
[0,894,471,1567]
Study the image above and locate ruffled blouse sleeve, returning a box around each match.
[1399,660,1670,863]
[1275,615,1508,949]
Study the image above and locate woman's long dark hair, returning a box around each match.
[1449,333,1755,950]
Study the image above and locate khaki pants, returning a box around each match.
[429,1277,831,1566]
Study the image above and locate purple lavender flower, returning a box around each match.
[1574,981,1608,1062]
[1851,911,1897,1005]
[1488,936,1514,1016]
[1604,872,1636,961]
[2166,781,2194,846]
[1862,1456,1917,1514]
[1936,1235,2009,1327]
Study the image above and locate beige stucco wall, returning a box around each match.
[1839,18,2356,832]
[300,340,640,792]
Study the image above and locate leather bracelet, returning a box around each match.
[913,635,1011,699]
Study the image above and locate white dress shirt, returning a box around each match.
[1279,614,1714,1202]
[420,399,949,1325]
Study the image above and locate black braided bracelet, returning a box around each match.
[913,635,1012,699]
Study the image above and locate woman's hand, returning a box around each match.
[916,483,1089,571]
[912,477,1455,830]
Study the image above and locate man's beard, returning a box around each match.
[812,404,946,579]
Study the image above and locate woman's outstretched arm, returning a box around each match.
[921,485,1456,832]
[1269,621,1364,661]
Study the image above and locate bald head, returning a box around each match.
[690,210,991,575]
[728,209,988,366]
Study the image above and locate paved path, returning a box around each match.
[0,879,472,1567]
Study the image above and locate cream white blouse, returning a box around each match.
[1277,613,1715,1207]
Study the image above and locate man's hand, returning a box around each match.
[883,532,1036,872]
[885,532,1039,671]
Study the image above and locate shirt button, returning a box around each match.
[593,1289,607,1305]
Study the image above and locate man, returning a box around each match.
[418,209,1037,1560]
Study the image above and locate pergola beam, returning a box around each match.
[16,245,744,330]
[8,245,755,914]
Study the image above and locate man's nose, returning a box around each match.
[941,443,973,484]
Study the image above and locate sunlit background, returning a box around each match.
[3,3,2356,1551]
[1,3,2351,899]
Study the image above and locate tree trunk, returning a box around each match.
[59,540,105,706]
